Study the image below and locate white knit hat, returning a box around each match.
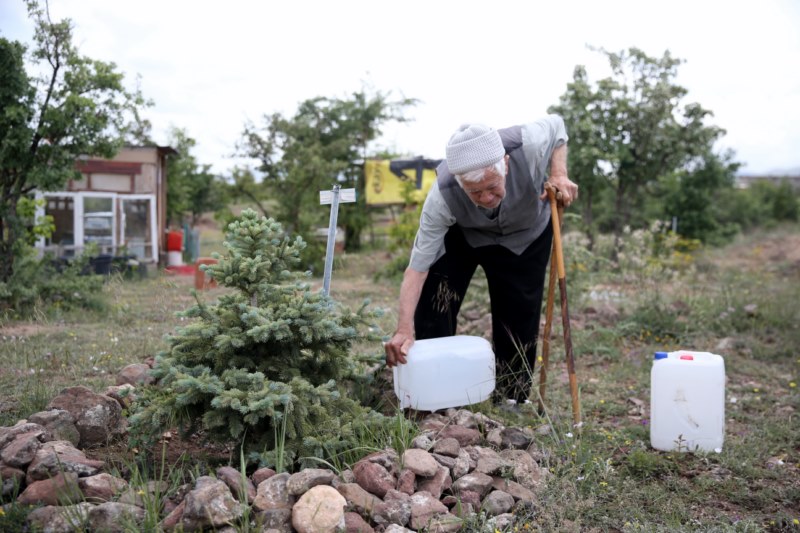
[445,123,505,175]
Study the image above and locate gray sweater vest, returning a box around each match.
[437,126,551,254]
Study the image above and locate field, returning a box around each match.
[1,222,799,532]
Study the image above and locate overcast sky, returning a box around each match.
[2,0,799,176]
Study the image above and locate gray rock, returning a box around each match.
[431,437,461,457]
[408,490,449,530]
[0,431,43,468]
[26,445,105,484]
[253,472,294,511]
[181,476,243,531]
[373,494,412,527]
[481,490,515,516]
[26,503,93,533]
[0,422,45,449]
[47,386,123,448]
[28,409,80,446]
[451,472,494,497]
[86,502,145,533]
[286,468,336,496]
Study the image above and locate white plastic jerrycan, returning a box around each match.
[650,350,725,452]
[393,335,495,411]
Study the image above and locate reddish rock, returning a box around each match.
[353,460,395,498]
[78,473,128,502]
[396,468,416,495]
[337,483,382,515]
[437,426,481,446]
[417,465,452,500]
[252,467,277,486]
[217,465,257,502]
[116,363,154,386]
[344,511,375,533]
[160,499,186,531]
[17,472,81,506]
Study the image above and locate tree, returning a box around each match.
[128,210,387,468]
[658,149,740,243]
[550,47,729,242]
[548,66,614,248]
[0,0,148,282]
[238,89,416,251]
[165,126,224,227]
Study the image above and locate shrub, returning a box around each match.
[0,246,105,317]
[128,209,389,469]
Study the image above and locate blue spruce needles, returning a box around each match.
[128,210,387,469]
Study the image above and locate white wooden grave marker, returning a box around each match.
[319,185,356,296]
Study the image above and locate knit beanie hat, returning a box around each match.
[445,123,505,175]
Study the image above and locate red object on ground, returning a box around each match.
[166,230,183,252]
[194,257,219,290]
[164,264,195,276]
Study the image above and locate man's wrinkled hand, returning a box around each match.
[384,331,413,368]
[540,174,579,207]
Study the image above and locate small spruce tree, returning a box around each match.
[129,209,387,468]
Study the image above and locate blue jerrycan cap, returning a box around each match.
[653,351,668,360]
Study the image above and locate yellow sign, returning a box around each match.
[364,158,440,206]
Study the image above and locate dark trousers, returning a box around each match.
[414,223,553,402]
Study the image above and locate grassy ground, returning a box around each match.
[1,224,798,532]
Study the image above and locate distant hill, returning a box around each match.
[737,167,800,177]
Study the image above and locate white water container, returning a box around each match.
[393,335,495,411]
[167,250,184,266]
[650,350,725,452]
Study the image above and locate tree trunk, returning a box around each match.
[0,195,20,283]
[580,189,595,251]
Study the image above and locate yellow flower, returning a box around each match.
[599,481,608,487]
[0,508,5,516]
[790,382,797,388]
[599,399,605,404]
[793,518,799,525]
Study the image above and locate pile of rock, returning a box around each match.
[0,365,550,532]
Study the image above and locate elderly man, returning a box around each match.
[384,115,579,403]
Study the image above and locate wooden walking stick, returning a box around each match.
[537,211,560,413]
[541,183,582,428]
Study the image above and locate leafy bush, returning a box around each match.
[717,181,799,233]
[0,246,105,317]
[128,209,389,469]
[377,182,422,281]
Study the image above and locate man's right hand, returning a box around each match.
[385,330,414,368]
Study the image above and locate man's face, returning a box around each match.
[460,161,507,209]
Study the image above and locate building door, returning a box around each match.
[82,195,115,254]
[120,195,157,262]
